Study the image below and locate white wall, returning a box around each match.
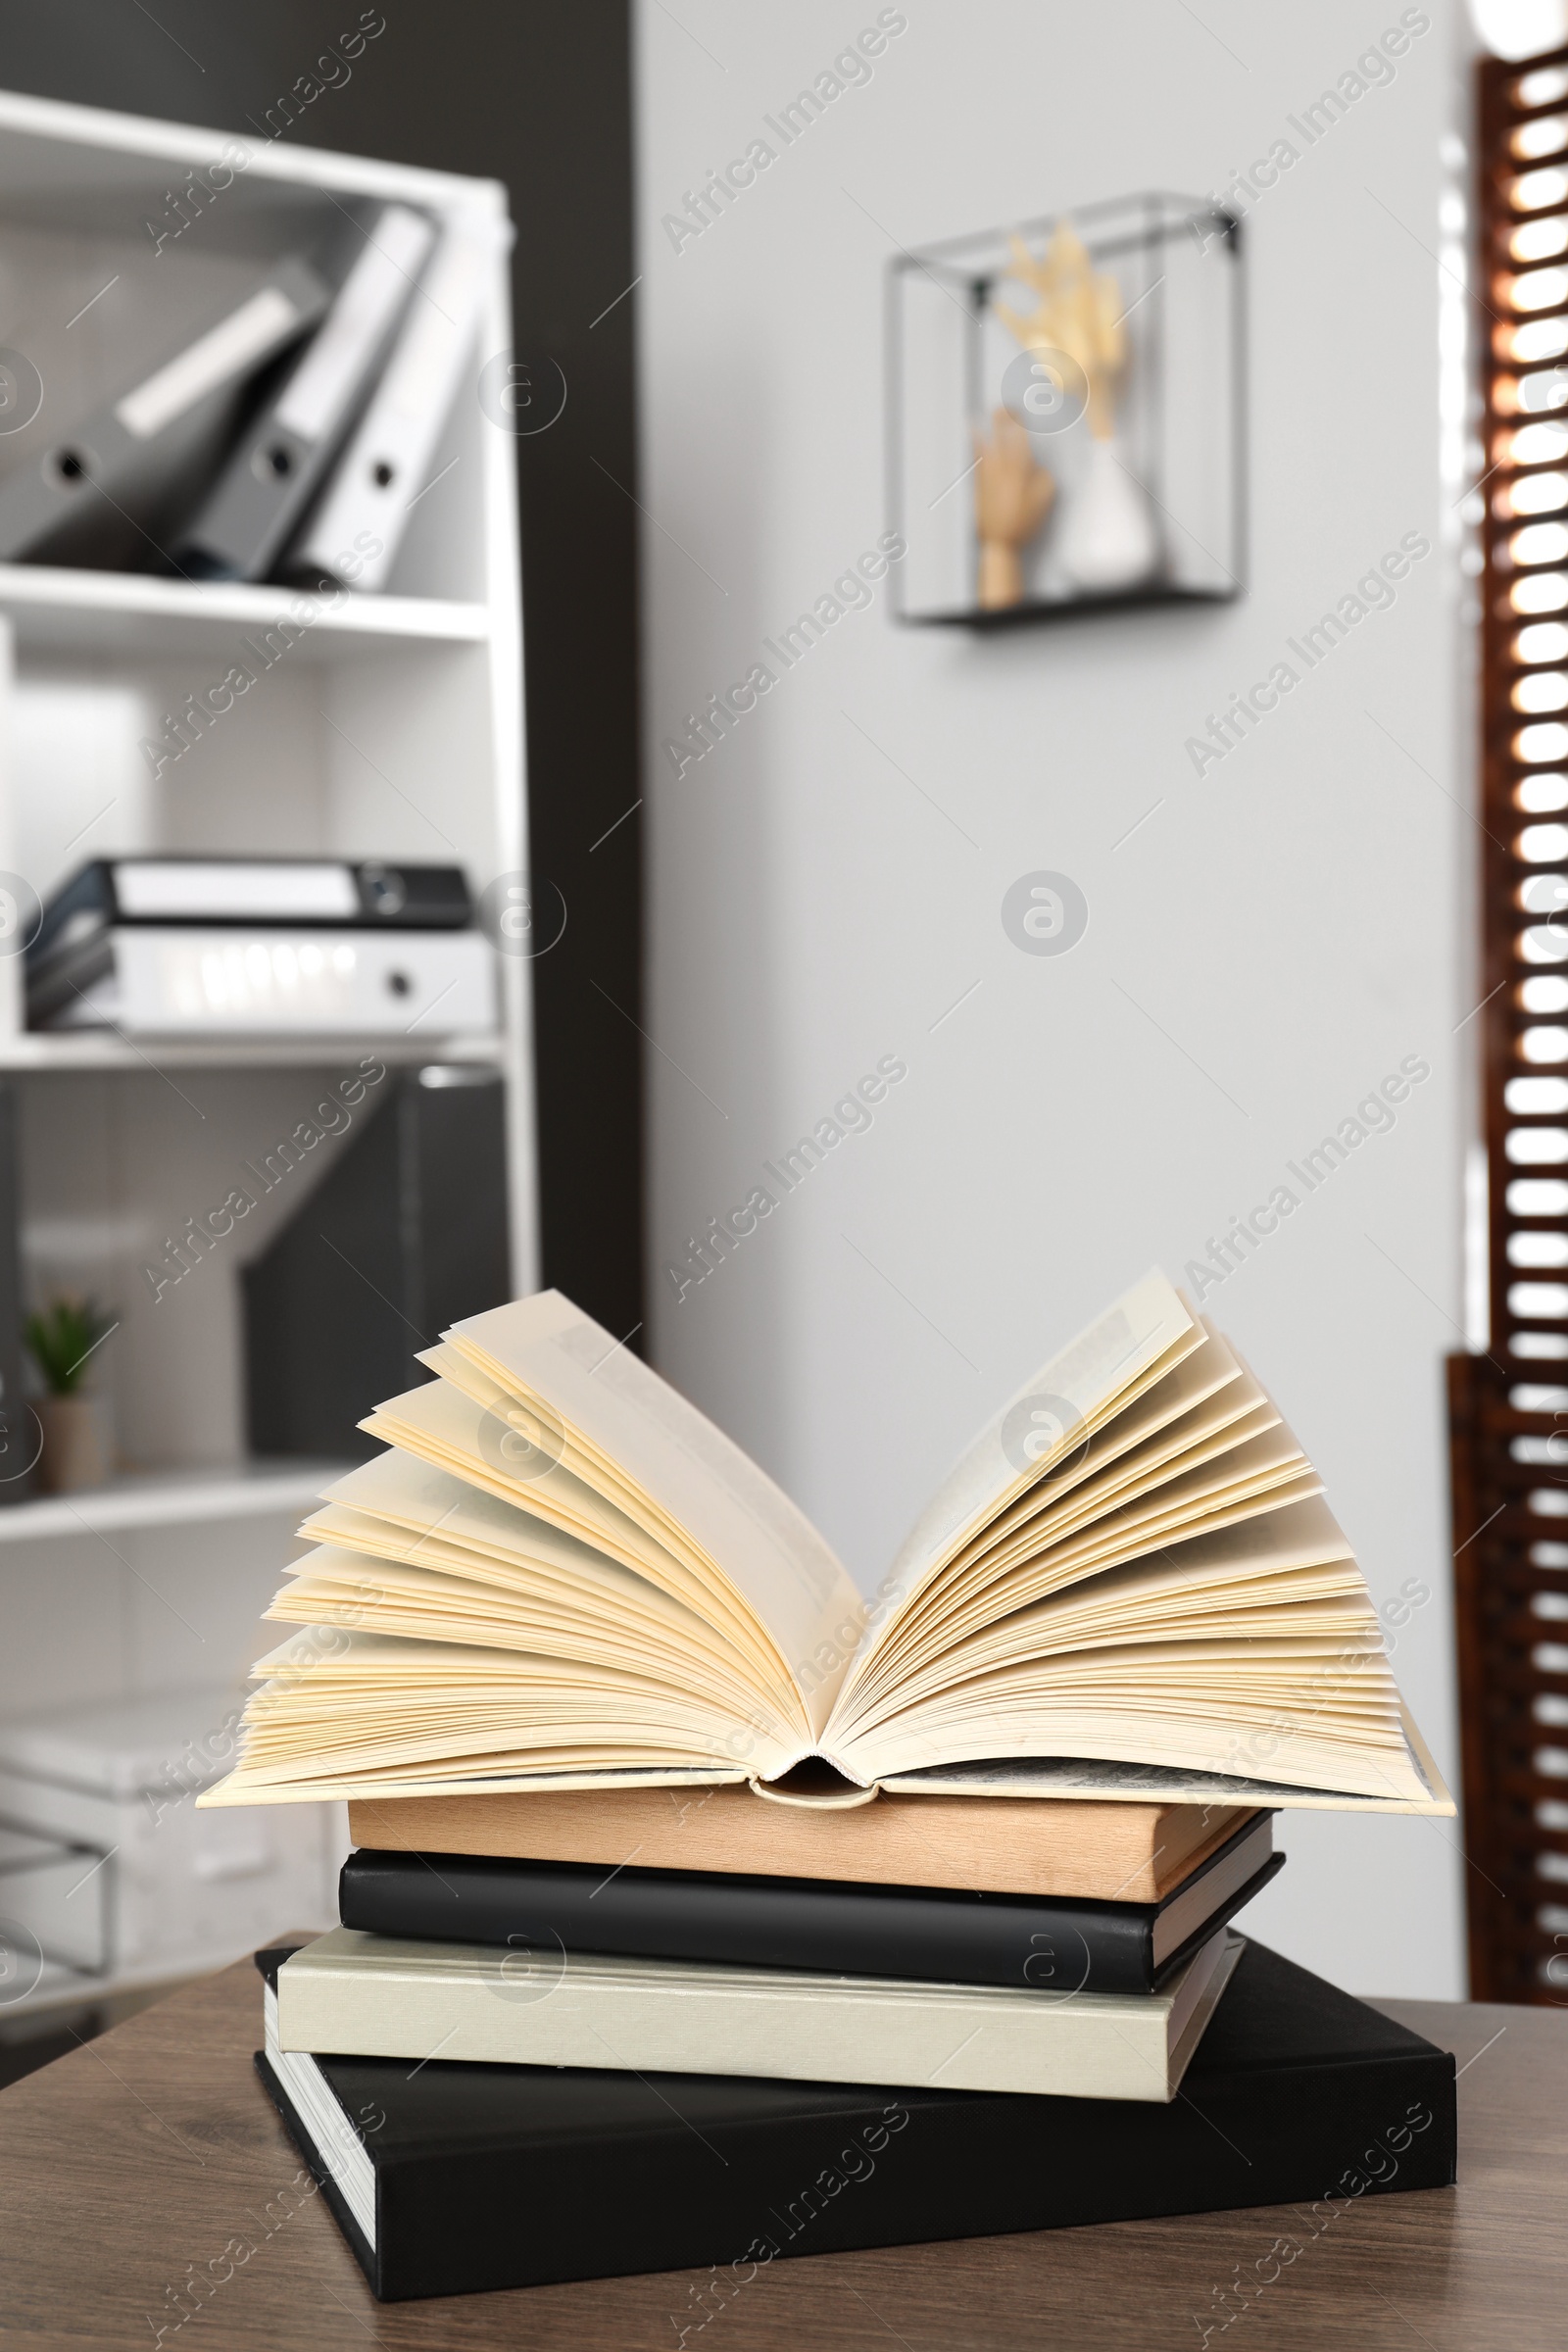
[635,0,1473,1997]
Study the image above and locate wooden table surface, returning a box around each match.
[0,1956,1563,2350]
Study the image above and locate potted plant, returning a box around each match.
[24,1298,116,1494]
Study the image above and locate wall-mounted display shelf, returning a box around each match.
[0,86,537,1950]
[889,191,1246,629]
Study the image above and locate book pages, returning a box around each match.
[877,1705,1452,1815]
[444,1293,865,1725]
[201,1271,1455,1817]
[208,1627,805,1797]
[358,1376,804,1721]
[270,1543,781,1727]
[839,1269,1201,1700]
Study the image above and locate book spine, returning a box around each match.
[338,1852,1161,1994]
[278,1946,1181,2096]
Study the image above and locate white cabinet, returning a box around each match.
[0,89,535,2019]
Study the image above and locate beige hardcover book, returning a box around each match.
[202,1272,1453,1818]
[344,1787,1256,1902]
[276,1925,1243,2103]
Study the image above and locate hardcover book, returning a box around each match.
[253,1938,1458,2302]
[271,1922,1242,2099]
[343,1782,1256,1899]
[337,1810,1281,1993]
[202,1274,1452,1815]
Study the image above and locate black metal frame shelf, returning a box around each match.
[887,191,1246,632]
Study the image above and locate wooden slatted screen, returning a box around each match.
[1451,46,1568,2003]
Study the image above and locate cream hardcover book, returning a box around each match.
[203,1272,1451,1815]
[273,1924,1243,2102]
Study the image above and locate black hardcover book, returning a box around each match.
[337,1814,1283,1995]
[254,1938,1456,2303]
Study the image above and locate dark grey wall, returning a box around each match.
[0,0,644,1343]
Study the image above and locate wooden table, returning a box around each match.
[0,1957,1563,2350]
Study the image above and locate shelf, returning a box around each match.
[0,87,508,218]
[0,564,490,660]
[898,584,1240,631]
[0,1458,351,1542]
[0,1031,509,1075]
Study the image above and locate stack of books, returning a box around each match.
[207,1272,1460,2300]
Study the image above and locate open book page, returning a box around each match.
[307,1447,708,1609]
[829,1637,1427,1803]
[354,1384,706,1595]
[270,1543,782,1730]
[848,1498,1369,1716]
[295,1507,757,1680]
[837,1271,1201,1711]
[416,1339,698,1566]
[950,1363,1275,1591]
[202,1626,806,1802]
[833,1489,1347,1735]
[814,1279,1447,1809]
[443,1293,865,1730]
[968,1427,1318,1603]
[928,1323,1254,1582]
[201,1270,1455,1815]
[829,1451,1327,1754]
[876,1732,1453,1814]
[850,1346,1279,1705]
[357,1374,807,1726]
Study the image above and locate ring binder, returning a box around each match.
[177,206,435,582]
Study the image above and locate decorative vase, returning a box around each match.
[36,1394,112,1494]
[1056,435,1160,592]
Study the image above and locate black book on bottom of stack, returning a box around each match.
[254,1939,1456,2303]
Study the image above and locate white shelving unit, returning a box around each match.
[0,1458,352,1542]
[0,564,491,654]
[0,91,537,2022]
[0,1032,510,1073]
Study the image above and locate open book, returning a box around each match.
[203,1272,1452,1814]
